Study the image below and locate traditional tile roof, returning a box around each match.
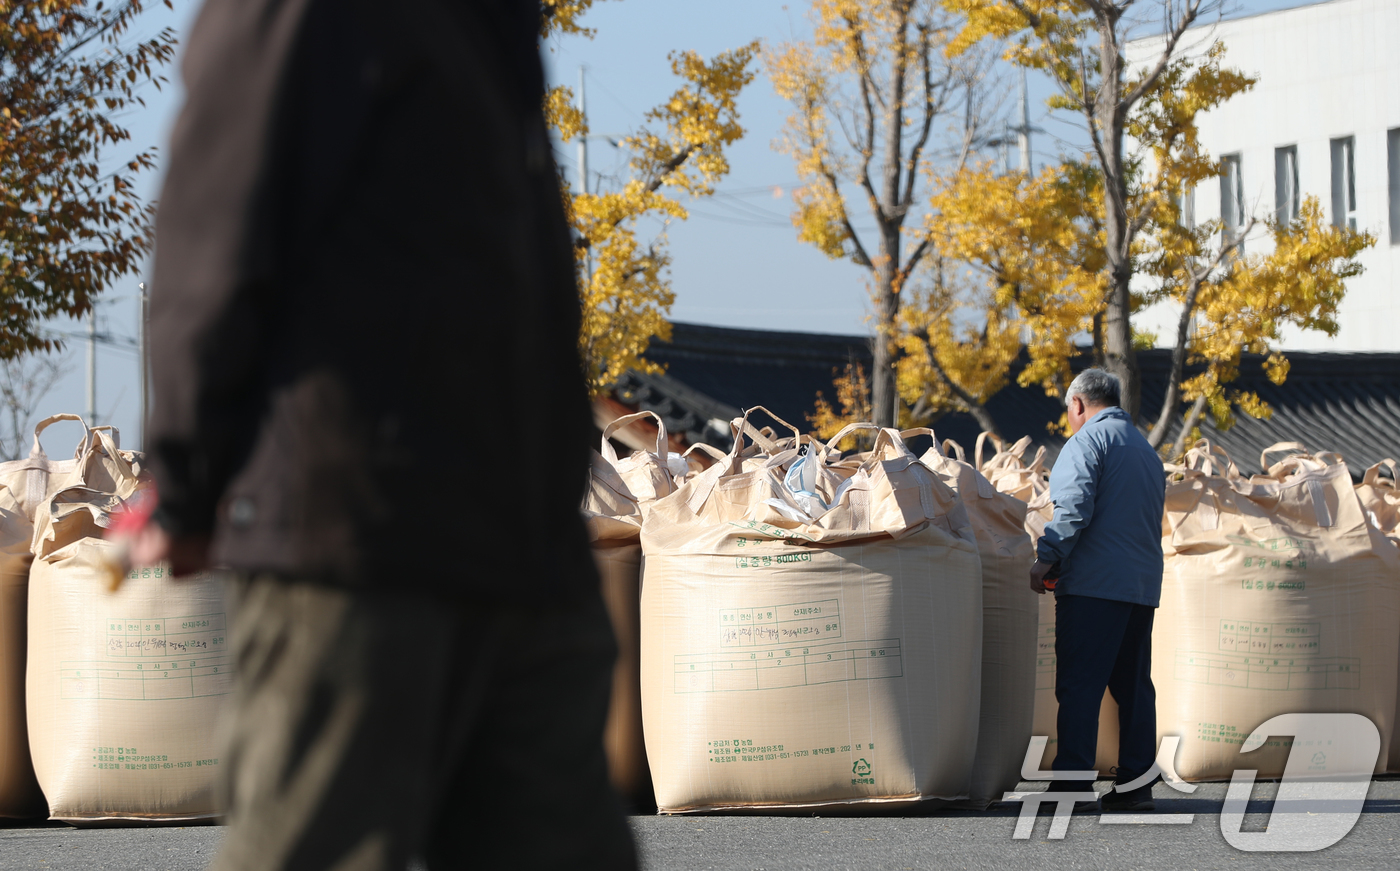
[615,321,1400,476]
[615,323,871,450]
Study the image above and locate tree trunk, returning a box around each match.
[1102,269,1139,417]
[870,7,910,430]
[967,402,1000,438]
[1146,280,1204,449]
[1145,334,1188,450]
[921,334,1000,438]
[1169,394,1208,460]
[1094,16,1140,419]
[870,247,901,428]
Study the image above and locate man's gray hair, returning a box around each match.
[1066,368,1121,408]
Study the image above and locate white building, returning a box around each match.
[1129,0,1400,351]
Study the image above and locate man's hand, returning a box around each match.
[125,523,212,578]
[105,488,212,580]
[1029,559,1053,595]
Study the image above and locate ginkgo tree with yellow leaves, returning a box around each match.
[892,255,1023,436]
[922,28,1374,454]
[1129,45,1374,453]
[542,4,759,395]
[943,0,1229,417]
[769,0,999,428]
[909,159,1107,435]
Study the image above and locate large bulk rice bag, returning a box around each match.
[584,411,687,806]
[27,429,228,822]
[1354,459,1400,773]
[1356,459,1400,546]
[640,413,983,813]
[1158,441,1400,780]
[977,432,1118,776]
[913,433,1036,807]
[977,434,1053,540]
[0,415,87,818]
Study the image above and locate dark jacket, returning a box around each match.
[1036,407,1166,606]
[147,0,595,599]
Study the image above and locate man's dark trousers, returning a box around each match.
[1052,594,1157,785]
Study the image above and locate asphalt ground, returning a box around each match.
[3,781,1399,870]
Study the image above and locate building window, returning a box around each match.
[1388,128,1400,245]
[1275,145,1299,225]
[1331,136,1357,230]
[1220,153,1244,250]
[1173,184,1195,229]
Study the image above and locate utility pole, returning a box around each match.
[138,282,149,449]
[1017,67,1032,175]
[86,306,97,426]
[577,66,588,195]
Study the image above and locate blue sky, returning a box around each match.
[34,0,1327,448]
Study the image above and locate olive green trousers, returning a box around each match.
[209,574,636,871]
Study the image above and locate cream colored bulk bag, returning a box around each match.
[976,432,1118,776]
[1356,459,1400,545]
[912,433,1036,807]
[1157,441,1400,780]
[977,434,1052,539]
[27,429,228,822]
[0,415,88,818]
[584,411,687,806]
[640,414,983,813]
[1354,459,1400,773]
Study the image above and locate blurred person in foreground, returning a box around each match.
[117,1,636,868]
[1029,368,1166,814]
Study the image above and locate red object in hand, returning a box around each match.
[106,487,157,539]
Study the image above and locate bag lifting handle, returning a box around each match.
[942,440,967,463]
[896,426,938,452]
[735,406,802,450]
[825,422,883,454]
[1183,438,1242,479]
[600,411,668,465]
[14,414,89,514]
[682,442,728,462]
[1363,459,1399,488]
[30,413,88,460]
[708,406,802,477]
[82,426,137,483]
[896,427,969,464]
[1260,441,1309,473]
[974,431,1004,471]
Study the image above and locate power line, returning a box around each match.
[45,328,137,349]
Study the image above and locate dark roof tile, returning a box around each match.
[618,322,1400,477]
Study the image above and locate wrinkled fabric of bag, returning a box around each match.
[1158,441,1400,780]
[26,429,228,821]
[0,415,89,818]
[640,414,983,813]
[582,411,689,807]
[1354,459,1400,773]
[912,432,1036,808]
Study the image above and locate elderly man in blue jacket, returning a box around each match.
[1030,368,1166,813]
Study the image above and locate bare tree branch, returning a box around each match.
[1169,394,1208,460]
[0,353,70,462]
[1120,0,1206,111]
[844,16,883,223]
[1145,215,1255,447]
[897,237,932,288]
[900,23,940,210]
[921,330,1002,437]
